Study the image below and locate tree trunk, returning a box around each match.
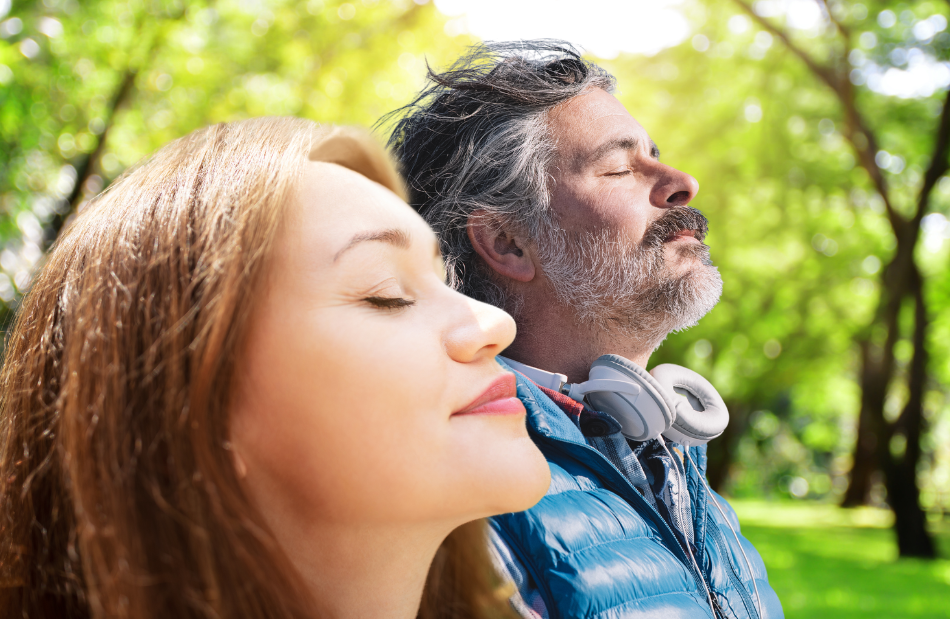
[845,250,903,507]
[841,342,876,506]
[706,401,749,492]
[882,264,935,557]
[852,240,935,555]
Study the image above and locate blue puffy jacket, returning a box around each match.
[490,371,784,619]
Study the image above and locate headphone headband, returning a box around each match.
[500,355,729,446]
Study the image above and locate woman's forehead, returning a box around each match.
[290,161,433,258]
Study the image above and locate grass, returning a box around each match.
[729,499,950,618]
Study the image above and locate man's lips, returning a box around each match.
[664,229,702,243]
[453,373,525,417]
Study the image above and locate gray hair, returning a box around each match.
[382,40,615,313]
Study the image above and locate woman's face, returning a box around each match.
[230,161,550,530]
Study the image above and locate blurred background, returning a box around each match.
[1,0,948,615]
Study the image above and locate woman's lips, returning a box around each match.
[453,373,526,417]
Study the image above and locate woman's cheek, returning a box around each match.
[284,318,457,520]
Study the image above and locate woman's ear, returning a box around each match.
[467,212,536,283]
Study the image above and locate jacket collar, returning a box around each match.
[498,359,632,445]
[499,358,595,444]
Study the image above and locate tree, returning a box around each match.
[0,0,471,322]
[729,0,946,558]
[602,0,948,558]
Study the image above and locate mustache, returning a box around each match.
[641,207,709,247]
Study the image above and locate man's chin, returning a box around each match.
[595,264,722,343]
[665,240,712,265]
[539,227,721,340]
[668,263,723,330]
[665,257,704,279]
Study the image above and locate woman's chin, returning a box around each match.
[468,438,551,517]
[504,456,552,513]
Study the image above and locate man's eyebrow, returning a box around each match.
[589,137,639,163]
[333,228,411,262]
[587,137,661,163]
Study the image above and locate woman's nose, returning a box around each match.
[444,294,517,364]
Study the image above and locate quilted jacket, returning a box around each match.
[490,371,785,619]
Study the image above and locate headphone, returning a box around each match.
[502,354,729,446]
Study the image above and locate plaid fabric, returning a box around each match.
[629,437,695,546]
[500,383,697,618]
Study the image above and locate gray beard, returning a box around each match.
[535,224,723,349]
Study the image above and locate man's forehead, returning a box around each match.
[548,89,653,163]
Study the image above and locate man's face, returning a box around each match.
[537,88,721,343]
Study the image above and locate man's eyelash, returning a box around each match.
[364,296,416,310]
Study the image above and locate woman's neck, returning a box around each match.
[278,519,450,619]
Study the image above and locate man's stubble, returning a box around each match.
[535,206,723,350]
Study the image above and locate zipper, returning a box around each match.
[711,590,730,619]
[706,511,759,619]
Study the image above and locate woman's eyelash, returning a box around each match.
[364,296,416,310]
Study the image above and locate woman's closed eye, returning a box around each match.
[364,295,416,311]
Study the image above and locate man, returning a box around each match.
[385,41,783,619]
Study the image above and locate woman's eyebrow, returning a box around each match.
[333,228,411,262]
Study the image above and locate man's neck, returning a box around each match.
[503,281,663,383]
[505,312,657,384]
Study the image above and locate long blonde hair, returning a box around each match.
[0,117,513,619]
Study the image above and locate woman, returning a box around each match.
[0,117,551,619]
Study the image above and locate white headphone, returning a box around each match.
[502,354,729,446]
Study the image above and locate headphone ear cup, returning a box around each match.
[586,355,678,441]
[649,364,729,446]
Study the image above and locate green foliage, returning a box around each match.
[598,0,950,513]
[0,0,471,302]
[733,499,950,617]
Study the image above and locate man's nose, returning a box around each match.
[649,164,699,209]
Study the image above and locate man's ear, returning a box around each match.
[467,212,536,283]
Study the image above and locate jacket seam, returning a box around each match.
[706,514,758,618]
[538,434,716,607]
[590,590,716,619]
[552,533,692,562]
